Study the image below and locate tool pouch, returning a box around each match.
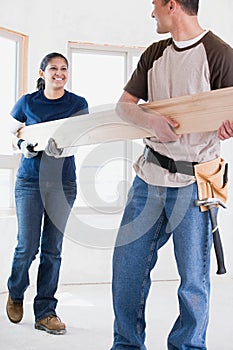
[194,157,228,212]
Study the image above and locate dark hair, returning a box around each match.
[36,52,69,90]
[163,0,199,15]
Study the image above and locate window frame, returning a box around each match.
[0,27,28,211]
[0,26,28,99]
[67,42,145,213]
[67,41,145,91]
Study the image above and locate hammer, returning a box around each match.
[194,197,227,275]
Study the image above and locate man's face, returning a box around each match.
[151,0,172,34]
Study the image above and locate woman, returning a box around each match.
[6,52,88,335]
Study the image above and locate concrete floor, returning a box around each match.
[0,277,232,350]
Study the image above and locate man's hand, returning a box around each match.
[18,139,38,158]
[217,120,233,140]
[116,91,180,143]
[45,138,63,158]
[148,111,180,143]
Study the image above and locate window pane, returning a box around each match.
[0,28,26,209]
[71,52,125,107]
[75,142,127,210]
[0,37,16,118]
[70,46,144,210]
[71,50,127,209]
[0,37,17,154]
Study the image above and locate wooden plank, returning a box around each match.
[18,87,233,151]
[18,109,153,151]
[141,86,233,134]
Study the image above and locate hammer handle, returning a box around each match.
[209,207,226,275]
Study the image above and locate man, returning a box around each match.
[110,1,233,349]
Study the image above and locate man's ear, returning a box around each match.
[169,0,177,13]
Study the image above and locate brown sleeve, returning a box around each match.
[124,38,172,101]
[203,31,233,89]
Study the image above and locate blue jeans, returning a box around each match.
[111,176,212,350]
[8,178,77,321]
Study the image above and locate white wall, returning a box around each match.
[1,0,233,292]
[1,0,233,89]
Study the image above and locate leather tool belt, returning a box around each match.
[194,157,228,211]
[143,146,228,212]
[143,145,198,176]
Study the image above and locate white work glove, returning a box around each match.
[45,138,63,158]
[18,139,38,158]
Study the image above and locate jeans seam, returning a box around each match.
[178,221,210,347]
[199,229,210,345]
[136,211,166,335]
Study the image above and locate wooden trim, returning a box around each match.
[0,26,25,37]
[68,41,145,53]
[21,34,28,95]
[0,26,28,95]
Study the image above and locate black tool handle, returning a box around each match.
[209,207,226,275]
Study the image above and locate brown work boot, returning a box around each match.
[6,294,23,323]
[35,315,66,335]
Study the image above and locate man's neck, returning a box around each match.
[171,16,204,41]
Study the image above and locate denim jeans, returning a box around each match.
[8,178,77,321]
[111,176,212,350]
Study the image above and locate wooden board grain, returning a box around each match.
[18,109,154,151]
[141,86,233,134]
[18,87,233,151]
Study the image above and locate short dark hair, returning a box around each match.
[36,52,69,90]
[163,0,199,15]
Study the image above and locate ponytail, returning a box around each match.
[37,77,45,90]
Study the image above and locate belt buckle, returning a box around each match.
[176,160,195,176]
[144,146,153,162]
[144,146,149,160]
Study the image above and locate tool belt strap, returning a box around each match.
[194,157,228,212]
[143,146,198,176]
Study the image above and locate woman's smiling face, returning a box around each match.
[39,57,68,90]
